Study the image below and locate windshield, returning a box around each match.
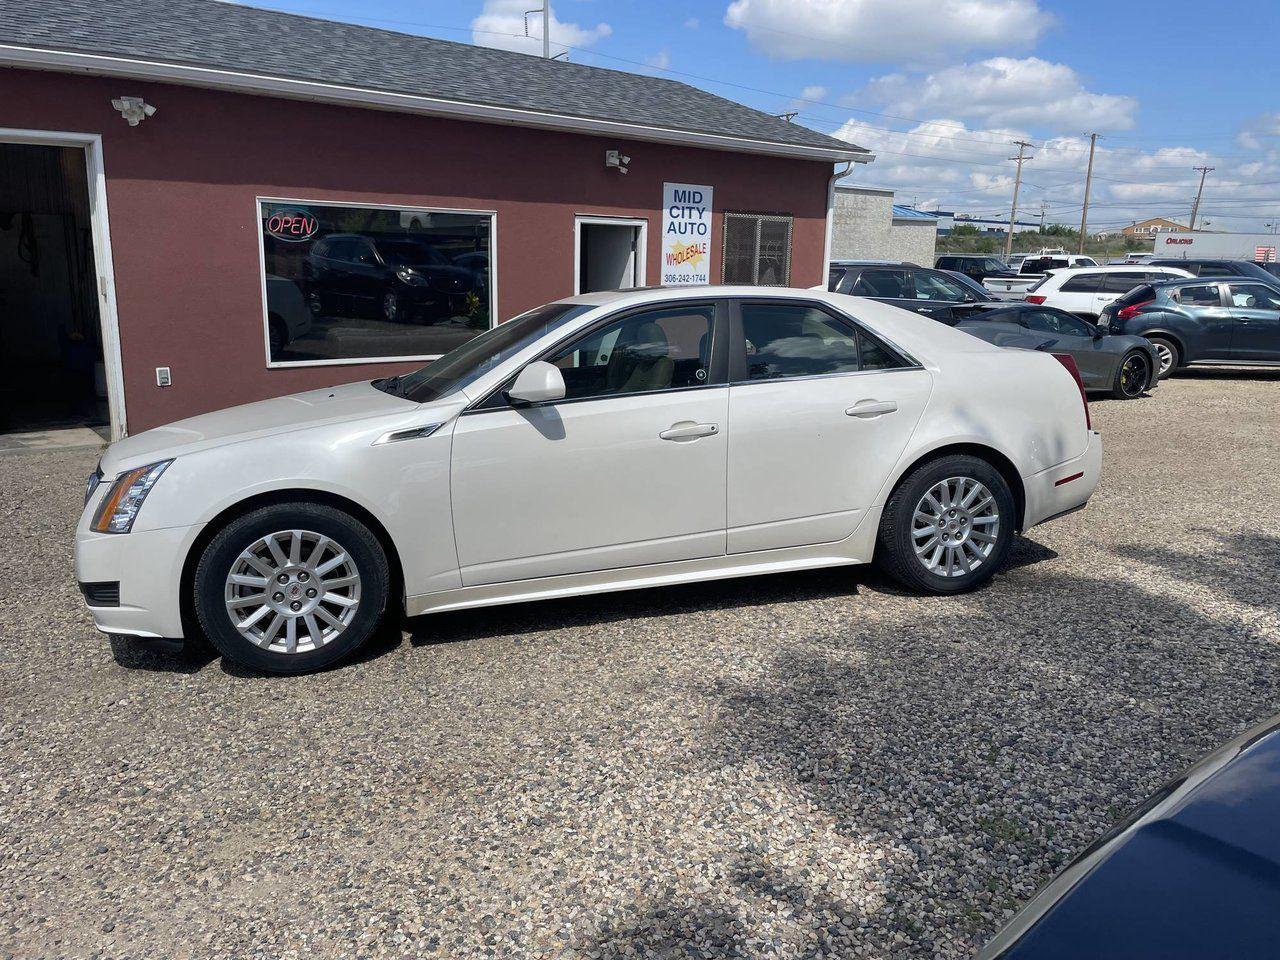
[383,302,592,403]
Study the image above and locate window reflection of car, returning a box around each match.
[451,251,490,296]
[306,233,475,324]
[264,275,312,357]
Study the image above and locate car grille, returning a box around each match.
[79,581,120,607]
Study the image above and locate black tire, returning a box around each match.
[267,315,288,357]
[193,503,390,674]
[306,288,325,317]
[1111,349,1150,400]
[875,454,1016,595]
[1148,336,1181,379]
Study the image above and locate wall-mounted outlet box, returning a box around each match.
[156,366,172,387]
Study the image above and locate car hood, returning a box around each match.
[983,717,1280,959]
[100,381,421,475]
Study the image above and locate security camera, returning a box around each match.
[111,96,157,126]
[604,149,630,174]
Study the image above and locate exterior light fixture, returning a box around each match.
[110,96,156,126]
[605,149,630,175]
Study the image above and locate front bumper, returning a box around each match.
[74,522,200,639]
[1022,429,1102,529]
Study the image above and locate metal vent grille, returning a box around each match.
[721,212,793,286]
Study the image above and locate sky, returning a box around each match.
[241,0,1280,233]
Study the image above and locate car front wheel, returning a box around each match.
[193,503,390,674]
[876,454,1015,594]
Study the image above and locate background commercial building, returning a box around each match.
[0,0,868,438]
[830,186,938,265]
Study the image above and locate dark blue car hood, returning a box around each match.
[985,719,1280,959]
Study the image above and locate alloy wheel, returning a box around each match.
[911,477,1001,578]
[223,529,361,654]
[1154,342,1175,376]
[1120,353,1148,397]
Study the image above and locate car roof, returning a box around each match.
[1049,264,1190,277]
[830,259,918,267]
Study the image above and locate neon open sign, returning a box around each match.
[265,208,318,242]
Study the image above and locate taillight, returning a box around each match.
[1117,300,1152,321]
[1051,353,1091,430]
[1026,294,1047,304]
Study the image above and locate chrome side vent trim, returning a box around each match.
[373,423,443,446]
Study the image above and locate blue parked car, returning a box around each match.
[1098,276,1280,378]
[979,715,1280,960]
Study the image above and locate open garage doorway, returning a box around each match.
[0,136,121,441]
[575,217,647,294]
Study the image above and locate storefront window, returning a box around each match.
[258,199,494,365]
[722,212,793,286]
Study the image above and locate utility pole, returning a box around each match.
[1004,140,1034,259]
[1189,165,1214,230]
[525,5,551,57]
[1077,132,1099,254]
[1038,201,1048,233]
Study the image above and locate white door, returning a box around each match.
[450,302,726,585]
[725,300,932,554]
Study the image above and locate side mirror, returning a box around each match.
[506,360,565,406]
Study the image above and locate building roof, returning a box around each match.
[0,0,869,163]
[891,205,937,222]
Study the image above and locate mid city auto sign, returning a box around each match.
[661,183,713,285]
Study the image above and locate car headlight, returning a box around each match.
[90,460,173,534]
[394,266,428,286]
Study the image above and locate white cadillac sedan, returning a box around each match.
[76,287,1101,674]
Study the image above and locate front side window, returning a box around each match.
[738,302,904,380]
[1176,284,1222,306]
[259,199,494,365]
[912,270,970,302]
[544,304,716,401]
[1228,283,1280,310]
[722,212,793,286]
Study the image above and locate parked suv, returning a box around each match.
[828,260,992,322]
[1099,277,1280,377]
[1148,258,1280,283]
[307,233,474,324]
[934,255,1009,283]
[1024,265,1191,318]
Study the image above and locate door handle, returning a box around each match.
[659,421,719,441]
[846,399,898,418]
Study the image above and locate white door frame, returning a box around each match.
[573,215,648,294]
[0,128,127,439]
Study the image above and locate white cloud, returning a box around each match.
[801,85,828,102]
[724,0,1052,64]
[684,17,700,29]
[858,58,1137,131]
[1238,112,1280,150]
[828,118,1280,231]
[645,50,671,70]
[471,0,611,58]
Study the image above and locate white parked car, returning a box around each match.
[1025,264,1192,318]
[76,287,1101,674]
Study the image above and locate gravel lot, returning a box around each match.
[3,370,1279,960]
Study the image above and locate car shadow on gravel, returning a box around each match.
[406,566,867,649]
[1173,367,1280,383]
[610,565,1280,958]
[1113,530,1280,615]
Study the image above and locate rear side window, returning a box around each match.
[737,302,905,380]
[1100,273,1147,294]
[1176,284,1222,306]
[912,270,970,302]
[1059,273,1103,293]
[851,268,910,298]
[935,257,957,269]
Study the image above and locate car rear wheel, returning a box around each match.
[1149,336,1180,379]
[193,503,390,674]
[1112,350,1150,399]
[876,454,1015,594]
